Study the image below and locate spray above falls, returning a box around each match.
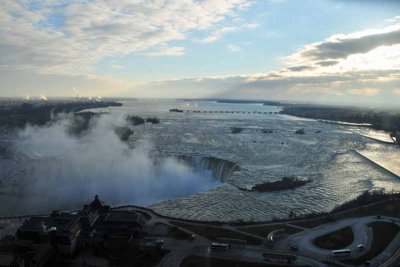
[11,113,220,212]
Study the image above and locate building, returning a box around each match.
[92,210,145,243]
[15,211,81,255]
[4,196,146,266]
[0,236,24,267]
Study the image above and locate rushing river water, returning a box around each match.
[1,99,400,221]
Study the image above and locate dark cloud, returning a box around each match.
[316,60,339,66]
[132,69,400,104]
[287,65,314,72]
[301,28,400,61]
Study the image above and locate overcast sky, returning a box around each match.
[0,0,399,105]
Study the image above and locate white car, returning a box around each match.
[156,239,164,245]
[357,244,365,250]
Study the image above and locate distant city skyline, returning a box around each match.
[0,0,399,106]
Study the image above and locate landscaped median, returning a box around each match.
[240,224,303,238]
[313,226,354,250]
[170,221,263,245]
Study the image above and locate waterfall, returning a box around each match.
[177,155,240,182]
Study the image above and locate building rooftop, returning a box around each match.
[18,212,80,234]
[104,211,140,223]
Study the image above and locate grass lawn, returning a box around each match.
[345,222,400,265]
[335,200,400,220]
[291,199,400,230]
[169,225,192,240]
[137,249,170,267]
[291,216,336,229]
[171,221,263,245]
[240,224,302,238]
[314,226,354,250]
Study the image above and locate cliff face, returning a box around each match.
[390,132,400,144]
[178,155,240,182]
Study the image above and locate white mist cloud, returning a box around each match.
[12,114,218,211]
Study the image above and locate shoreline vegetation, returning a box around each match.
[241,177,311,192]
[0,101,122,129]
[280,104,400,141]
[179,98,283,106]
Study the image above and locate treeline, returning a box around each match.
[115,115,160,141]
[0,101,122,128]
[127,115,160,126]
[331,190,400,213]
[281,105,400,133]
[251,177,310,192]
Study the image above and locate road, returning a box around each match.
[116,206,400,267]
[116,206,324,266]
[280,216,400,266]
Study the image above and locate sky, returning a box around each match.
[0,0,400,106]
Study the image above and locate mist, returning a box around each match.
[12,113,218,211]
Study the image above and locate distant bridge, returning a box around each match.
[174,110,280,115]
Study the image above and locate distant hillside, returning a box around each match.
[180,98,283,106]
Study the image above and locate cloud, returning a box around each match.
[201,22,258,43]
[267,0,286,4]
[288,24,400,68]
[145,46,185,57]
[0,0,252,74]
[244,22,259,29]
[228,44,241,52]
[286,65,314,72]
[130,18,400,105]
[110,64,123,69]
[387,16,400,23]
[2,3,399,105]
[348,88,380,96]
[0,69,130,98]
[201,27,238,43]
[132,69,400,105]
[315,60,339,67]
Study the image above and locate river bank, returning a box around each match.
[280,104,400,141]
